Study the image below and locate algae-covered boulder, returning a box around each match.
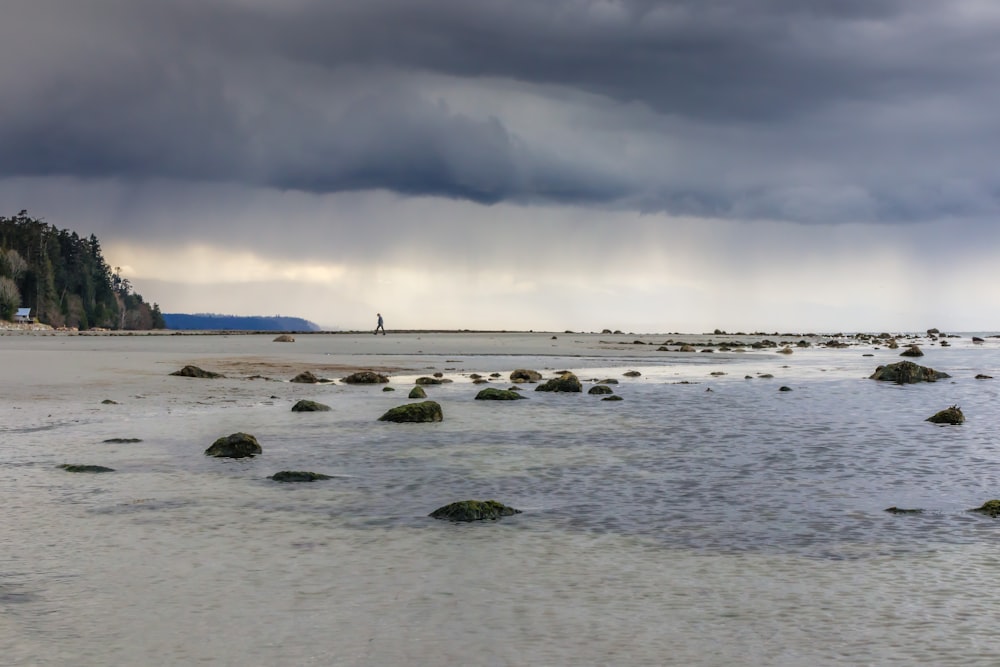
[269,471,333,482]
[475,388,527,400]
[429,500,521,522]
[900,345,924,357]
[290,371,324,384]
[870,361,950,384]
[415,376,443,385]
[59,464,114,473]
[623,370,641,377]
[535,372,582,393]
[291,399,331,412]
[510,369,542,383]
[602,395,624,402]
[588,385,614,395]
[378,400,443,423]
[884,506,924,514]
[171,365,224,378]
[342,371,389,384]
[272,334,295,343]
[408,386,427,399]
[205,432,262,458]
[970,500,1000,517]
[926,405,964,425]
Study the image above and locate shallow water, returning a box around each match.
[2,333,1000,665]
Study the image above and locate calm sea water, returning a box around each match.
[2,335,1000,665]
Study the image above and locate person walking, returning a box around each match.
[374,312,385,335]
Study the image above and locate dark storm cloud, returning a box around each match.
[1,0,999,222]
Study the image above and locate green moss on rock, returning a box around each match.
[926,405,964,425]
[535,372,582,393]
[475,388,527,400]
[291,399,331,412]
[970,499,1000,517]
[378,400,443,423]
[408,386,427,399]
[429,500,521,522]
[342,371,390,384]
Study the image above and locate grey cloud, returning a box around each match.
[1,0,999,223]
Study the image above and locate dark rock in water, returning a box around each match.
[899,345,924,357]
[510,369,542,383]
[205,432,262,458]
[623,370,641,377]
[415,376,443,385]
[382,386,395,392]
[475,388,527,400]
[102,438,142,443]
[378,400,443,423]
[269,471,333,482]
[602,395,624,401]
[469,374,483,380]
[291,399,331,412]
[272,334,295,343]
[429,500,521,522]
[588,385,614,395]
[342,371,389,384]
[290,371,323,384]
[171,365,224,378]
[101,399,118,404]
[870,361,950,384]
[598,378,619,384]
[885,506,924,514]
[779,386,793,392]
[970,500,1000,517]
[758,373,774,379]
[408,386,427,399]
[535,372,582,393]
[60,464,114,473]
[972,337,985,343]
[926,405,964,425]
[975,374,993,380]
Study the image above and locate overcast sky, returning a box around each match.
[2,0,999,332]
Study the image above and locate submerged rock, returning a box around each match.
[290,371,324,384]
[269,471,333,482]
[510,369,542,383]
[588,385,614,395]
[408,386,427,399]
[429,500,521,522]
[102,438,142,443]
[970,500,1000,517]
[884,506,924,514]
[975,374,994,380]
[378,400,443,423]
[415,376,443,385]
[59,464,114,473]
[342,371,390,384]
[205,432,262,458]
[171,365,224,379]
[291,399,331,412]
[602,395,624,402]
[535,372,582,393]
[272,334,295,343]
[475,388,527,400]
[926,405,964,425]
[869,361,950,384]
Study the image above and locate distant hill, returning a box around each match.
[163,313,322,331]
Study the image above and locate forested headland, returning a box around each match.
[0,210,164,329]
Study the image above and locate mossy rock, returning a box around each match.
[205,432,262,458]
[900,346,924,357]
[408,386,427,399]
[535,372,582,393]
[598,378,619,385]
[926,405,964,425]
[475,388,527,401]
[290,371,324,384]
[510,369,542,383]
[291,399,331,412]
[884,506,924,514]
[623,370,641,377]
[970,500,1000,517]
[382,386,395,392]
[59,464,114,473]
[588,385,614,395]
[342,371,390,384]
[429,500,521,522]
[415,376,443,385]
[269,471,333,482]
[171,365,224,378]
[870,361,950,384]
[602,395,624,402]
[378,400,443,423]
